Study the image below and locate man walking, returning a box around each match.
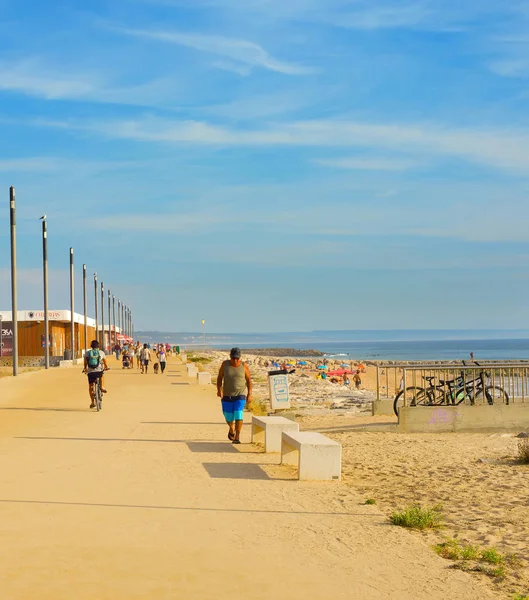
[217,348,252,444]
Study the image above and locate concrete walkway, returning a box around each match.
[0,358,494,599]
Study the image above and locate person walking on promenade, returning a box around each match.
[216,347,252,444]
[114,343,121,361]
[157,346,167,374]
[140,343,151,374]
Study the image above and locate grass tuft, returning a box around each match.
[434,539,480,561]
[364,498,376,505]
[481,547,506,565]
[390,504,443,530]
[513,594,529,600]
[517,439,529,464]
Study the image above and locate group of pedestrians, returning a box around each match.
[111,341,168,374]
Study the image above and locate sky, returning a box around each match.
[1,0,529,333]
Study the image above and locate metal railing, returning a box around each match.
[377,361,529,409]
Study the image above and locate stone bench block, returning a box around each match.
[252,416,299,453]
[281,431,341,481]
[197,372,211,385]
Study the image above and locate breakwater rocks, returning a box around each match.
[219,348,324,358]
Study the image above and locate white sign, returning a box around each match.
[26,310,63,320]
[269,374,290,410]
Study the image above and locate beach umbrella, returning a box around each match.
[341,363,350,368]
[317,364,328,370]
[327,369,353,376]
[297,361,308,365]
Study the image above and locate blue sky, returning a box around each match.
[1,0,529,333]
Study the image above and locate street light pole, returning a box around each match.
[10,187,18,376]
[69,248,75,362]
[94,273,98,346]
[101,282,105,351]
[108,289,111,352]
[42,217,49,368]
[83,265,88,356]
[112,295,116,348]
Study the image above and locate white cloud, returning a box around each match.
[315,157,418,171]
[114,26,315,75]
[0,59,183,107]
[35,115,529,174]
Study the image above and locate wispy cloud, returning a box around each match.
[0,59,183,107]
[113,26,315,75]
[34,115,529,174]
[315,157,418,171]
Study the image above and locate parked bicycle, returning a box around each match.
[393,363,509,416]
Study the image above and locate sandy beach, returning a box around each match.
[0,354,499,599]
[196,350,529,598]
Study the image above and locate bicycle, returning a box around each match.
[82,367,109,412]
[393,364,509,416]
[93,375,103,411]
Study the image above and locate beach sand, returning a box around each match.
[198,351,529,597]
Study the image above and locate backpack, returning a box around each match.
[87,349,100,368]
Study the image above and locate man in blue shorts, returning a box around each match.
[216,348,252,444]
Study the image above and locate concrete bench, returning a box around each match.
[186,365,198,377]
[197,372,211,385]
[281,431,341,481]
[252,416,299,453]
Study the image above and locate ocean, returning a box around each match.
[138,330,529,361]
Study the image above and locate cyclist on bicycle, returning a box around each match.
[83,339,109,409]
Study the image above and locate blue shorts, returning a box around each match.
[222,396,246,422]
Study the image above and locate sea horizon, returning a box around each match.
[136,329,529,361]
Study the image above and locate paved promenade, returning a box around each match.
[0,357,493,599]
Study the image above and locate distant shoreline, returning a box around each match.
[216,347,324,357]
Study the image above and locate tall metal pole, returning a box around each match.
[83,265,88,356]
[94,273,98,347]
[100,282,105,351]
[112,295,116,348]
[69,248,75,362]
[117,298,121,338]
[121,303,125,338]
[108,289,111,352]
[42,218,49,369]
[10,187,18,376]
[0,314,3,360]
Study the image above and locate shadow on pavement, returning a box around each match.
[16,436,213,443]
[0,407,87,413]
[187,442,237,453]
[202,462,270,480]
[171,383,190,386]
[0,498,382,517]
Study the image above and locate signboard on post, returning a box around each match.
[268,371,290,410]
[1,322,14,357]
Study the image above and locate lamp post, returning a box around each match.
[83,265,88,356]
[0,314,3,359]
[108,289,111,352]
[69,248,75,362]
[112,295,116,348]
[100,282,105,351]
[202,319,206,352]
[41,216,49,369]
[94,273,98,346]
[10,187,18,376]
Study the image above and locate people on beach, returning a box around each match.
[353,373,362,389]
[157,347,167,373]
[216,348,252,445]
[114,343,121,360]
[470,352,475,361]
[343,373,350,386]
[140,343,151,374]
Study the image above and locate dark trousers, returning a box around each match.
[160,361,166,373]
